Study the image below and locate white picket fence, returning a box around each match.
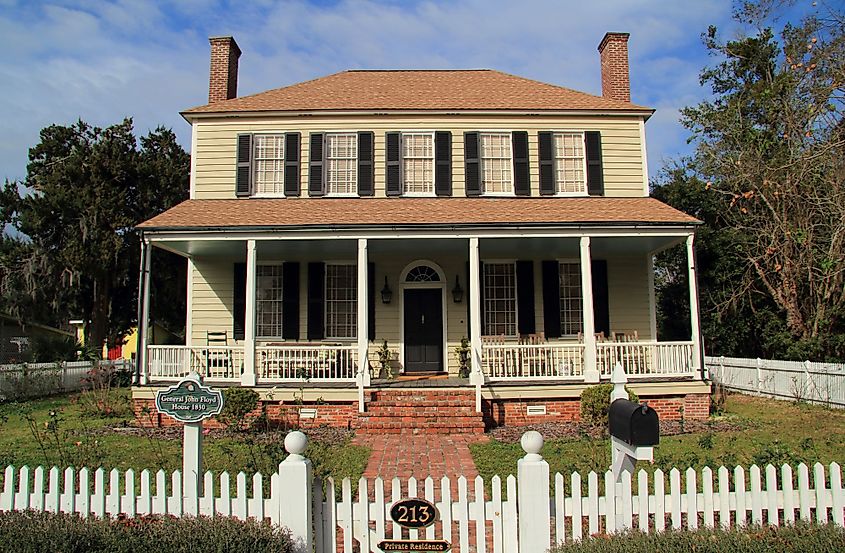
[708,355,845,408]
[0,360,132,401]
[2,433,844,553]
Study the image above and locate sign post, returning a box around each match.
[155,371,224,508]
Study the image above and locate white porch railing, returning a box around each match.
[598,341,695,378]
[481,341,695,381]
[256,344,358,382]
[482,344,585,380]
[147,345,243,381]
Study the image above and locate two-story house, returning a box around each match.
[133,33,709,432]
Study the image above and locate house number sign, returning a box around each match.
[378,498,450,552]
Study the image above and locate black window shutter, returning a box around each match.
[464,132,481,196]
[516,260,535,334]
[585,131,604,196]
[465,261,471,337]
[233,263,246,340]
[512,132,530,196]
[385,132,401,196]
[282,262,300,340]
[541,260,561,338]
[538,131,555,196]
[591,260,610,338]
[479,261,486,334]
[308,133,324,197]
[368,262,375,340]
[357,131,374,196]
[435,131,452,196]
[284,133,300,197]
[307,262,325,340]
[236,134,252,197]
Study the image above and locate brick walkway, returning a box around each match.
[353,434,487,481]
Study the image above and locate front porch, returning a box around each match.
[135,230,705,416]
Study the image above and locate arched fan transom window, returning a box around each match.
[405,265,441,283]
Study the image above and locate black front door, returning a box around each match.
[404,288,443,373]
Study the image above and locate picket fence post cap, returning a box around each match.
[285,431,308,456]
[520,431,544,456]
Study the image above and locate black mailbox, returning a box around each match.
[609,399,659,446]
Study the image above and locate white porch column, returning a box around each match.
[580,237,599,382]
[357,239,371,398]
[686,235,704,378]
[241,240,257,386]
[138,239,152,385]
[469,238,484,385]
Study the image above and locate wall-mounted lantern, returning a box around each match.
[381,276,393,304]
[451,275,464,303]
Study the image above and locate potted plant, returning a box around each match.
[454,337,471,378]
[376,340,395,379]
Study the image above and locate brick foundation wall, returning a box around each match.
[133,391,709,430]
[483,392,710,428]
[133,398,358,430]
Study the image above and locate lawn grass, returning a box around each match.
[0,390,369,490]
[471,394,845,484]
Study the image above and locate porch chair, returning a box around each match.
[205,330,233,378]
[517,332,548,377]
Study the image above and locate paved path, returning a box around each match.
[352,434,487,481]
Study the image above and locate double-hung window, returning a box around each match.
[483,262,517,336]
[253,135,285,195]
[325,263,357,339]
[402,132,434,195]
[256,264,284,338]
[553,132,587,195]
[480,133,513,195]
[325,133,358,196]
[558,261,583,335]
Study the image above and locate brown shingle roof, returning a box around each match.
[183,70,652,115]
[138,198,699,231]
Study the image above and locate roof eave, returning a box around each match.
[180,107,656,123]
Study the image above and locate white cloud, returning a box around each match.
[0,0,735,183]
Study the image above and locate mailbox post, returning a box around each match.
[607,363,660,531]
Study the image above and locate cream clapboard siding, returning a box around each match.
[188,253,654,373]
[192,114,646,200]
[606,256,652,340]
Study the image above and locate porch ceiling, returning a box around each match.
[152,235,685,259]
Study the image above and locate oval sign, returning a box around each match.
[390,498,438,529]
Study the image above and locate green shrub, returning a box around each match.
[0,510,293,553]
[580,384,638,427]
[549,523,845,552]
[220,387,261,430]
[28,335,83,363]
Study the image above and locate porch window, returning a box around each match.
[402,133,434,195]
[256,265,284,338]
[326,133,358,195]
[553,132,587,195]
[558,262,583,335]
[252,135,285,195]
[480,133,513,195]
[483,262,517,336]
[325,263,357,338]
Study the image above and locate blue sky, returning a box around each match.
[0,0,743,185]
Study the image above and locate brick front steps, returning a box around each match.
[356,389,485,435]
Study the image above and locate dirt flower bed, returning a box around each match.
[489,417,750,443]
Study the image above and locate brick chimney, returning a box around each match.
[598,32,630,103]
[208,36,241,104]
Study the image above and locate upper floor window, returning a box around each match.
[326,133,358,196]
[553,132,587,195]
[253,135,285,195]
[325,263,357,339]
[480,132,513,195]
[402,133,434,195]
[256,264,284,338]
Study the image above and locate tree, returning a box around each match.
[1,119,189,350]
[678,0,845,359]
